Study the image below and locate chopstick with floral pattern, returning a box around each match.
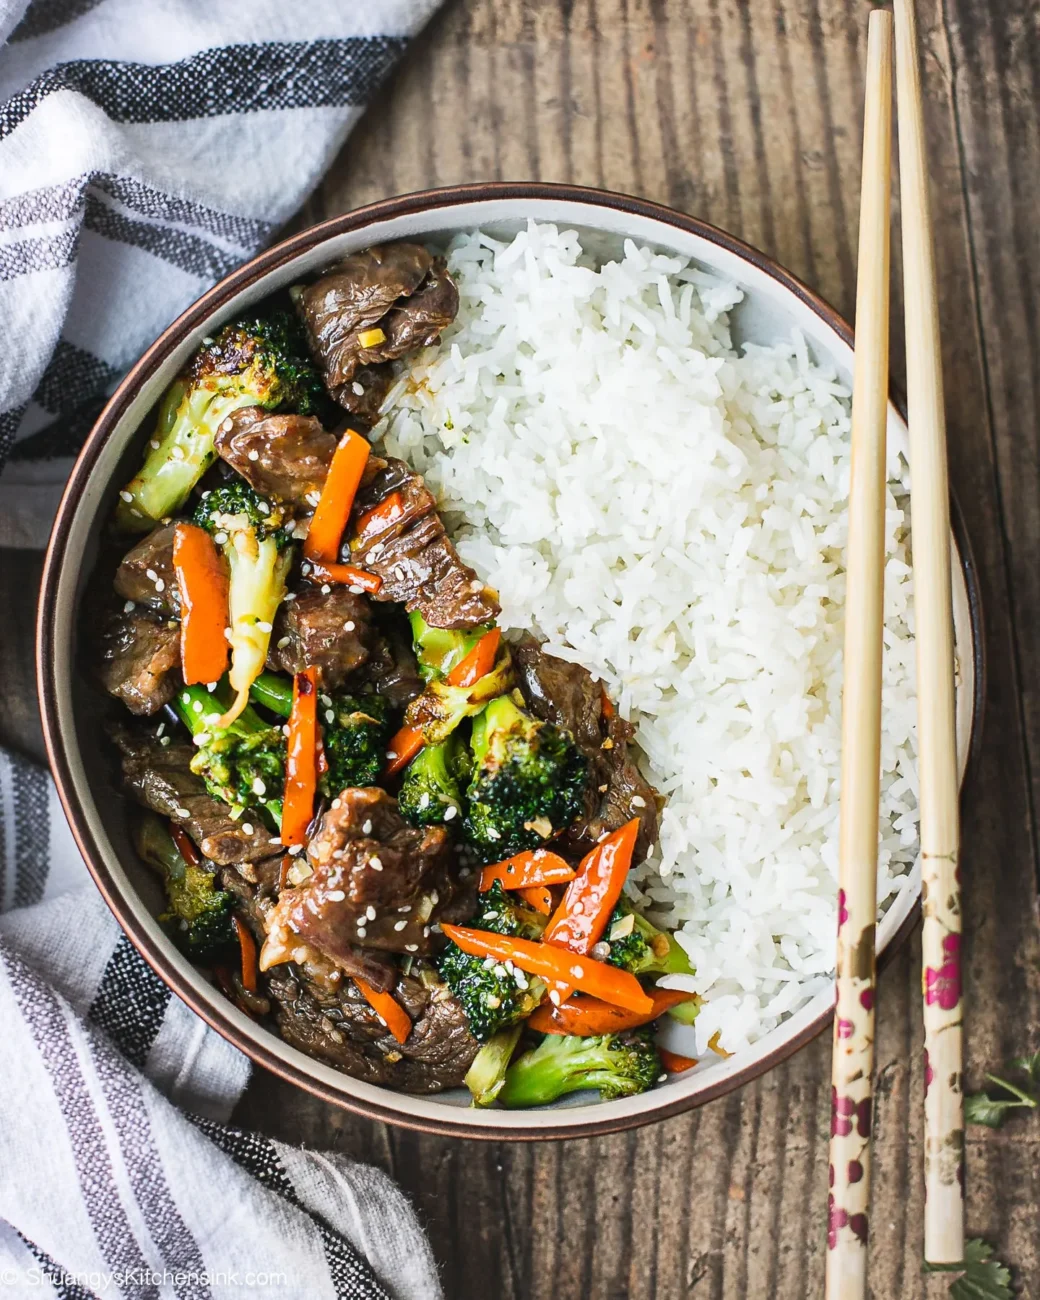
[894,0,965,1265]
[825,11,892,1299]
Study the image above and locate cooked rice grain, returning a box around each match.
[379,222,918,1056]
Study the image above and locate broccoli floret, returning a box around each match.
[133,813,236,961]
[436,882,547,1042]
[247,672,391,797]
[408,610,493,683]
[193,481,294,724]
[116,311,326,531]
[462,695,587,863]
[497,1028,662,1108]
[604,898,694,978]
[320,692,392,795]
[404,650,514,747]
[172,682,285,821]
[464,1025,524,1107]
[398,733,470,827]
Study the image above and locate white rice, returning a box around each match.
[378,221,919,1057]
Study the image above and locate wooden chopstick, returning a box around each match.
[893,0,965,1266]
[824,11,892,1298]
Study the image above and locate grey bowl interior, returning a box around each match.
[40,187,980,1138]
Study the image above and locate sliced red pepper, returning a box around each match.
[170,822,201,869]
[543,818,640,955]
[446,628,501,688]
[172,522,229,686]
[659,1047,698,1074]
[303,429,371,563]
[281,667,318,846]
[353,490,404,545]
[519,886,554,915]
[355,978,412,1045]
[232,915,258,993]
[440,924,653,1015]
[479,848,576,893]
[384,724,425,778]
[527,986,698,1037]
[306,560,383,594]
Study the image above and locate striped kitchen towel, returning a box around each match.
[0,0,442,547]
[0,1,445,1295]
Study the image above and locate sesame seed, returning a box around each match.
[549,989,561,1006]
[369,856,383,872]
[257,501,270,514]
[343,620,355,632]
[570,965,585,978]
[349,586,364,595]
[123,600,135,613]
[282,724,290,737]
[270,836,282,846]
[320,584,332,595]
[284,591,296,601]
[252,778,266,796]
[149,439,160,450]
[418,793,430,811]
[405,944,419,952]
[154,579,165,592]
[331,798,341,809]
[657,1074,668,1084]
[362,820,373,834]
[486,827,501,841]
[444,805,457,821]
[221,418,233,432]
[171,445,185,461]
[192,700,203,713]
[366,905,377,921]
[326,889,345,901]
[423,926,430,938]
[256,620,272,633]
[248,450,260,461]
[224,628,233,641]
[398,904,411,913]
[155,723,165,737]
[276,635,291,649]
[145,568,157,582]
[193,733,209,746]
[483,911,499,921]
[631,795,646,808]
[119,490,133,502]
[205,713,221,725]
[241,822,254,835]
[365,551,379,564]
[356,927,367,939]
[394,566,406,581]
[386,751,397,762]
[394,920,408,931]
[288,844,303,855]
[160,736,171,747]
[175,807,191,819]
[214,531,228,545]
[352,381,365,396]
[130,508,142,518]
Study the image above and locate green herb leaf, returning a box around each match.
[1008,1049,1040,1087]
[963,1092,1022,1129]
[925,1239,1013,1299]
[984,1073,1038,1107]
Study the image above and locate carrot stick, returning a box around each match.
[353,490,404,545]
[306,560,382,594]
[440,924,653,1015]
[172,522,229,686]
[355,977,412,1045]
[519,886,554,915]
[303,429,371,563]
[527,986,698,1037]
[281,667,318,845]
[659,1048,698,1074]
[384,724,425,777]
[479,848,576,893]
[170,822,202,869]
[600,684,615,719]
[543,819,640,955]
[232,915,258,993]
[446,628,501,688]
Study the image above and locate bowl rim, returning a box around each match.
[36,180,985,1141]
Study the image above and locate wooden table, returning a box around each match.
[3,2,1038,1295]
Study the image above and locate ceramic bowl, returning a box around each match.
[38,183,982,1138]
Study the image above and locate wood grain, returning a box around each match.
[4,1,1037,1296]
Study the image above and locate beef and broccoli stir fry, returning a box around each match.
[92,242,699,1106]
